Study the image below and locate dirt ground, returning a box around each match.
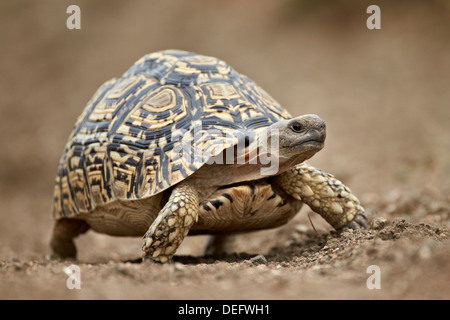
[0,0,449,300]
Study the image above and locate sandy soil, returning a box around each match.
[0,0,449,300]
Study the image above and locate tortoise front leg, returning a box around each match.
[275,163,367,230]
[142,183,199,263]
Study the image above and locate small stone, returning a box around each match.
[250,254,268,265]
[174,262,185,271]
[370,217,387,230]
[295,224,308,233]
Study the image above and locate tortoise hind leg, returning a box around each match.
[50,218,90,259]
[204,234,237,256]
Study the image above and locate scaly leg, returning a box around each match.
[50,218,90,259]
[275,163,367,230]
[142,183,199,263]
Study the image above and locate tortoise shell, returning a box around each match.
[52,50,292,219]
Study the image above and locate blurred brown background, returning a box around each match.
[0,0,449,299]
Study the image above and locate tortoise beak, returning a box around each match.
[290,114,326,150]
[301,128,326,146]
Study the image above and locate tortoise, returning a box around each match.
[50,50,367,263]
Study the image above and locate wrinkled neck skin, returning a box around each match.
[191,149,316,186]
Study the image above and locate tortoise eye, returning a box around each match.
[291,122,303,133]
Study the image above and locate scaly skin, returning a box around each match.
[275,163,367,230]
[141,183,199,263]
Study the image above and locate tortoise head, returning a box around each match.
[277,114,326,157]
[256,114,326,175]
[184,114,326,186]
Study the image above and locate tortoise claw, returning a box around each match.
[346,211,368,230]
[346,221,361,230]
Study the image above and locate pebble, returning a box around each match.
[370,217,387,230]
[295,224,308,233]
[174,262,185,271]
[250,254,268,265]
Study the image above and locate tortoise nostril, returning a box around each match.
[318,119,326,131]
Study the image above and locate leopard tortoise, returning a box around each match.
[51,50,367,263]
